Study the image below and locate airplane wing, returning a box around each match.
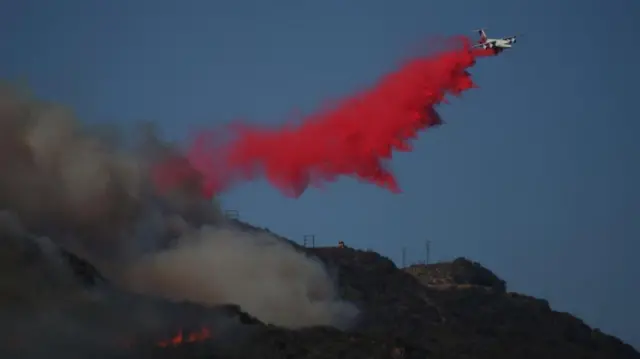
[503,34,522,40]
[472,41,495,49]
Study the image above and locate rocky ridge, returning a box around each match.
[2,220,638,359]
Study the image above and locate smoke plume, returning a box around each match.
[0,83,358,338]
[122,226,357,329]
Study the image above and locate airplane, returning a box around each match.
[471,28,518,54]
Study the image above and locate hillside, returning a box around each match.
[1,220,638,359]
[308,246,638,359]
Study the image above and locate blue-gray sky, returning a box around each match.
[2,0,638,349]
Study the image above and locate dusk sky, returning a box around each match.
[2,0,638,348]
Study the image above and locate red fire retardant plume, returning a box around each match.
[152,37,495,199]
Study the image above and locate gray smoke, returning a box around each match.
[0,83,358,351]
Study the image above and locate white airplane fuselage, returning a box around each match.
[490,37,515,48]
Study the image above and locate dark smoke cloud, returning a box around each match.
[0,84,358,355]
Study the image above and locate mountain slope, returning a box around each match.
[2,220,638,359]
[304,246,638,359]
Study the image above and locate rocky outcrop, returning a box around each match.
[404,257,507,292]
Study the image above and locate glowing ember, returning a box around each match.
[156,327,212,348]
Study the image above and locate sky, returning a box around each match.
[1,0,639,349]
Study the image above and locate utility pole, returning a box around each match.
[402,247,406,268]
[425,240,431,265]
[303,234,315,248]
[224,210,239,220]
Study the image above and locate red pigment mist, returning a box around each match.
[152,37,495,198]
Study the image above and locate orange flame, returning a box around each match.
[156,327,212,348]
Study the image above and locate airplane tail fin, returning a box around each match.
[472,28,488,43]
